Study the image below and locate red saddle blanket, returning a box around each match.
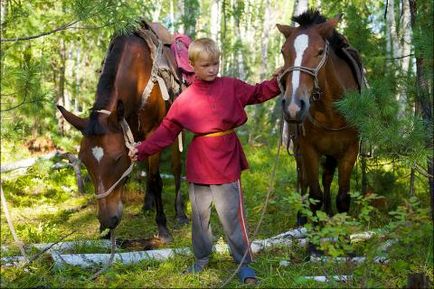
[170,33,194,85]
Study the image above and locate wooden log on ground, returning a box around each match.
[1,152,57,173]
[55,152,85,194]
[304,275,352,282]
[51,248,192,267]
[310,255,388,264]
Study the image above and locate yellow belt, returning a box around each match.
[197,129,235,138]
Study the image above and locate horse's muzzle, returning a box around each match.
[99,214,121,229]
[282,97,307,123]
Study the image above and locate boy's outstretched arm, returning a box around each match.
[131,104,183,161]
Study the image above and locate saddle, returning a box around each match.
[332,34,368,92]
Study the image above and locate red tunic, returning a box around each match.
[136,76,280,184]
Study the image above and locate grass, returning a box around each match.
[1,131,433,288]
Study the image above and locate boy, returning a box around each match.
[130,38,281,284]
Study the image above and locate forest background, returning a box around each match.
[0,0,433,288]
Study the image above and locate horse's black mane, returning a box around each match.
[83,35,128,136]
[292,9,348,50]
[292,9,327,27]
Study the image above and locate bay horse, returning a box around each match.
[58,24,188,243]
[277,10,364,225]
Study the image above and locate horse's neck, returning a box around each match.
[313,55,347,122]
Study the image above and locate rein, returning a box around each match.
[94,110,136,200]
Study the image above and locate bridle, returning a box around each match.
[277,40,329,102]
[278,40,351,132]
[92,109,136,200]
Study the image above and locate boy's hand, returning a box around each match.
[272,66,285,78]
[128,144,139,162]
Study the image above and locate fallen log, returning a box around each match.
[310,255,388,264]
[51,247,192,267]
[1,151,57,173]
[54,152,85,195]
[304,275,352,282]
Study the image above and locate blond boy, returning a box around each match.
[132,38,281,284]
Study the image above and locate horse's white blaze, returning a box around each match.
[288,34,309,118]
[92,146,104,163]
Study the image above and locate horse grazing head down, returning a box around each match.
[277,10,340,123]
[58,101,131,230]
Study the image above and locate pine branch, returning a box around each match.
[1,94,49,112]
[385,54,415,61]
[0,20,80,42]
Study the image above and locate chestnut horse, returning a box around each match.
[58,26,188,243]
[277,10,364,225]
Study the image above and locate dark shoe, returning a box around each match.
[183,263,206,274]
[238,266,257,284]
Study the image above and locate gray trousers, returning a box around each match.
[188,180,253,267]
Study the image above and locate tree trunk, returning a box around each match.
[409,0,434,221]
[293,0,308,20]
[183,0,199,38]
[210,0,220,42]
[233,0,245,79]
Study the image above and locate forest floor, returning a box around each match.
[1,135,432,288]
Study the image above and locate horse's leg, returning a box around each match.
[336,144,359,213]
[143,158,155,211]
[171,142,188,226]
[303,148,325,256]
[296,155,309,226]
[303,148,323,213]
[147,153,173,243]
[322,156,337,216]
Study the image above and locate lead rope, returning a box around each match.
[88,111,137,279]
[1,183,29,263]
[94,110,136,200]
[90,229,116,280]
[219,113,285,287]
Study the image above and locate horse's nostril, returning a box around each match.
[300,99,306,110]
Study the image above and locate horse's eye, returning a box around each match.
[318,48,324,56]
[113,154,123,163]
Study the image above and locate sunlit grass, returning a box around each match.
[1,129,432,288]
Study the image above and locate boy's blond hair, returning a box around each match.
[188,38,221,64]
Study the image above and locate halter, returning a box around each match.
[93,109,136,200]
[277,40,329,102]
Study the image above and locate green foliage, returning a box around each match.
[336,73,431,167]
[1,1,433,287]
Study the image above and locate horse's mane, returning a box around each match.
[84,35,128,136]
[292,9,348,51]
[292,9,365,91]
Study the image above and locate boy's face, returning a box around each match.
[190,55,220,82]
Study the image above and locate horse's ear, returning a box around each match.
[317,15,341,39]
[57,105,88,132]
[276,24,294,39]
[116,100,125,122]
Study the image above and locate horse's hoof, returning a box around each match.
[296,214,308,226]
[175,216,189,227]
[157,233,173,244]
[142,205,154,214]
[308,243,324,257]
